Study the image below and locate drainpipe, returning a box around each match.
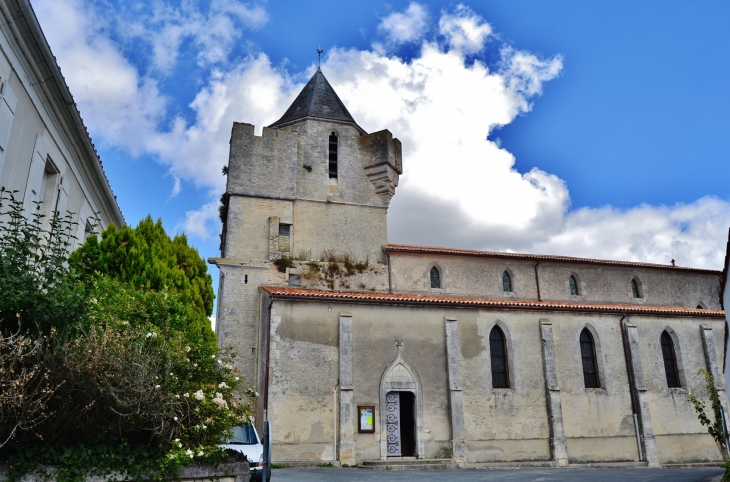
[387,251,393,294]
[263,297,274,422]
[334,383,339,461]
[534,262,542,301]
[620,315,643,461]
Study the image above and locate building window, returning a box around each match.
[430,266,440,289]
[580,328,600,388]
[278,223,291,252]
[661,331,680,388]
[502,271,512,293]
[569,275,579,296]
[631,278,642,298]
[328,132,338,179]
[490,326,509,388]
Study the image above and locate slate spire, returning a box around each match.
[269,69,362,130]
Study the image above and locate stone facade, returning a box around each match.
[211,68,729,468]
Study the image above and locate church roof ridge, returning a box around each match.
[260,286,725,318]
[269,69,364,131]
[384,244,722,274]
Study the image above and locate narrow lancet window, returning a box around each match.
[580,329,600,388]
[631,278,641,298]
[430,266,440,289]
[328,133,338,178]
[490,326,509,388]
[502,271,512,292]
[661,331,680,388]
[569,275,579,296]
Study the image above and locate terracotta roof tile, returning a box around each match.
[260,286,725,318]
[385,244,722,274]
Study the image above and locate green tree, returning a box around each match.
[71,216,215,347]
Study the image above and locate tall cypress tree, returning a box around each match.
[71,216,215,345]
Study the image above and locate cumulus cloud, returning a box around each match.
[134,0,268,72]
[34,0,166,154]
[176,201,221,241]
[438,4,493,55]
[377,3,429,47]
[36,0,730,268]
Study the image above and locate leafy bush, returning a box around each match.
[0,189,90,336]
[0,189,254,481]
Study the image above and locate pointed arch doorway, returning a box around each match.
[380,339,424,459]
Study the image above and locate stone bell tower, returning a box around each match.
[211,68,403,384]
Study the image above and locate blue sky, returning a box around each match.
[32,0,730,303]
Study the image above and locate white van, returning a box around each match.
[220,424,269,481]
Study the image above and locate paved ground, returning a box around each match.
[271,467,724,482]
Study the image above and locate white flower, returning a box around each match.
[174,416,178,421]
[197,451,204,457]
[174,438,180,442]
[211,355,216,359]
[212,397,228,409]
[216,392,223,398]
[202,424,207,429]
[185,346,191,352]
[217,359,222,365]
[255,392,259,397]
[146,333,153,339]
[170,373,173,376]
[185,449,194,458]
[183,393,189,398]
[194,389,205,401]
[175,395,180,399]
[234,377,239,381]
[218,382,228,389]
[155,385,160,389]
[193,363,198,367]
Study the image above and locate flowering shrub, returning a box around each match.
[0,190,255,481]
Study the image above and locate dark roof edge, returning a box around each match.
[260,286,725,318]
[384,244,722,274]
[15,0,124,225]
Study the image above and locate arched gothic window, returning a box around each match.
[661,331,680,388]
[580,329,600,388]
[631,278,642,299]
[569,275,579,296]
[502,271,512,293]
[328,132,338,178]
[430,266,440,289]
[490,326,509,388]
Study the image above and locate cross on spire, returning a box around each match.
[317,47,324,69]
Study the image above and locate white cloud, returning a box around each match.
[130,0,269,72]
[438,4,493,55]
[176,201,221,240]
[34,0,166,154]
[35,1,730,270]
[377,3,429,46]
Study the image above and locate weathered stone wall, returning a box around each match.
[263,298,726,465]
[389,253,721,309]
[223,118,400,265]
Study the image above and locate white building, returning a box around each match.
[0,0,123,240]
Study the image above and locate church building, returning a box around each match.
[210,68,729,468]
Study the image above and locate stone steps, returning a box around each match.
[359,459,456,470]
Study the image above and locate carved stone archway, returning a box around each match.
[379,338,424,459]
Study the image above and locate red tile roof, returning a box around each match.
[260,286,725,318]
[385,244,722,274]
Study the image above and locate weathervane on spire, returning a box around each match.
[317,46,324,69]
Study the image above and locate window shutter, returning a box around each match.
[55,175,70,216]
[23,134,49,218]
[0,79,17,180]
[74,201,92,249]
